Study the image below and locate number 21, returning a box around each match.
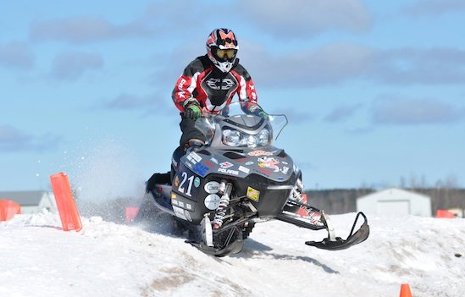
[178,172,194,196]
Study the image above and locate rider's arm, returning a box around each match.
[231,64,267,117]
[232,64,258,106]
[172,58,204,112]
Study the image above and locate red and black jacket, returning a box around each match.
[172,55,258,114]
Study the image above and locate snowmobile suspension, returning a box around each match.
[212,181,232,230]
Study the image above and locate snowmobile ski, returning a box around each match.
[305,212,369,250]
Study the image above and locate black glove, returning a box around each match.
[184,102,202,120]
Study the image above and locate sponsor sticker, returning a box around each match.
[220,161,234,169]
[173,206,187,220]
[202,160,215,168]
[248,150,273,157]
[190,152,202,162]
[238,166,250,174]
[258,167,272,176]
[173,176,180,187]
[218,168,239,175]
[194,177,201,188]
[204,194,221,210]
[186,154,197,165]
[204,181,220,194]
[247,186,260,202]
[258,157,280,172]
[193,163,209,176]
[186,152,202,167]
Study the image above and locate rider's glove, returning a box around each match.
[248,104,269,120]
[257,109,269,120]
[184,101,202,120]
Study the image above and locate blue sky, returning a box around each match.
[1,0,464,192]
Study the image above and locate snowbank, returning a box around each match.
[1,211,464,297]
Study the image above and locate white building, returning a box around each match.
[356,188,432,217]
[0,191,57,214]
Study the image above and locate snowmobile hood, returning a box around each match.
[182,146,296,183]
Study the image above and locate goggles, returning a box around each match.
[216,49,237,59]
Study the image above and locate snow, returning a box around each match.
[1,209,465,297]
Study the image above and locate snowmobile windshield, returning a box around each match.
[195,101,287,148]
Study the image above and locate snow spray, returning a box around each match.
[65,138,146,221]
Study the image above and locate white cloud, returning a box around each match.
[324,103,363,122]
[372,98,464,125]
[30,17,155,44]
[243,42,375,88]
[51,51,104,81]
[100,93,174,117]
[28,1,217,45]
[242,44,465,88]
[405,0,465,17]
[0,42,34,69]
[237,0,372,38]
[373,47,465,85]
[0,124,61,152]
[103,93,153,110]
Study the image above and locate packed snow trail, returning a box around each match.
[1,211,464,297]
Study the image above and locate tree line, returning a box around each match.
[305,187,465,215]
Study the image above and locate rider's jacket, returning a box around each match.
[172,55,258,114]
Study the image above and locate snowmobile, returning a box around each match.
[146,102,369,257]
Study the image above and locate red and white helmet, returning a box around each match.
[206,28,239,73]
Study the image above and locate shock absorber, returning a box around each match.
[212,181,232,230]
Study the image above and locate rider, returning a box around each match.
[172,28,267,149]
[146,28,267,192]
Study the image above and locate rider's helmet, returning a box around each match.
[206,28,239,73]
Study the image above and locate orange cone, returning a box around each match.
[0,199,21,221]
[50,172,82,231]
[399,283,412,297]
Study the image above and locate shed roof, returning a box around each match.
[0,191,49,206]
[357,188,430,201]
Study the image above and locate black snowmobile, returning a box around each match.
[146,102,369,256]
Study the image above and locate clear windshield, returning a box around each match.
[195,101,288,147]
